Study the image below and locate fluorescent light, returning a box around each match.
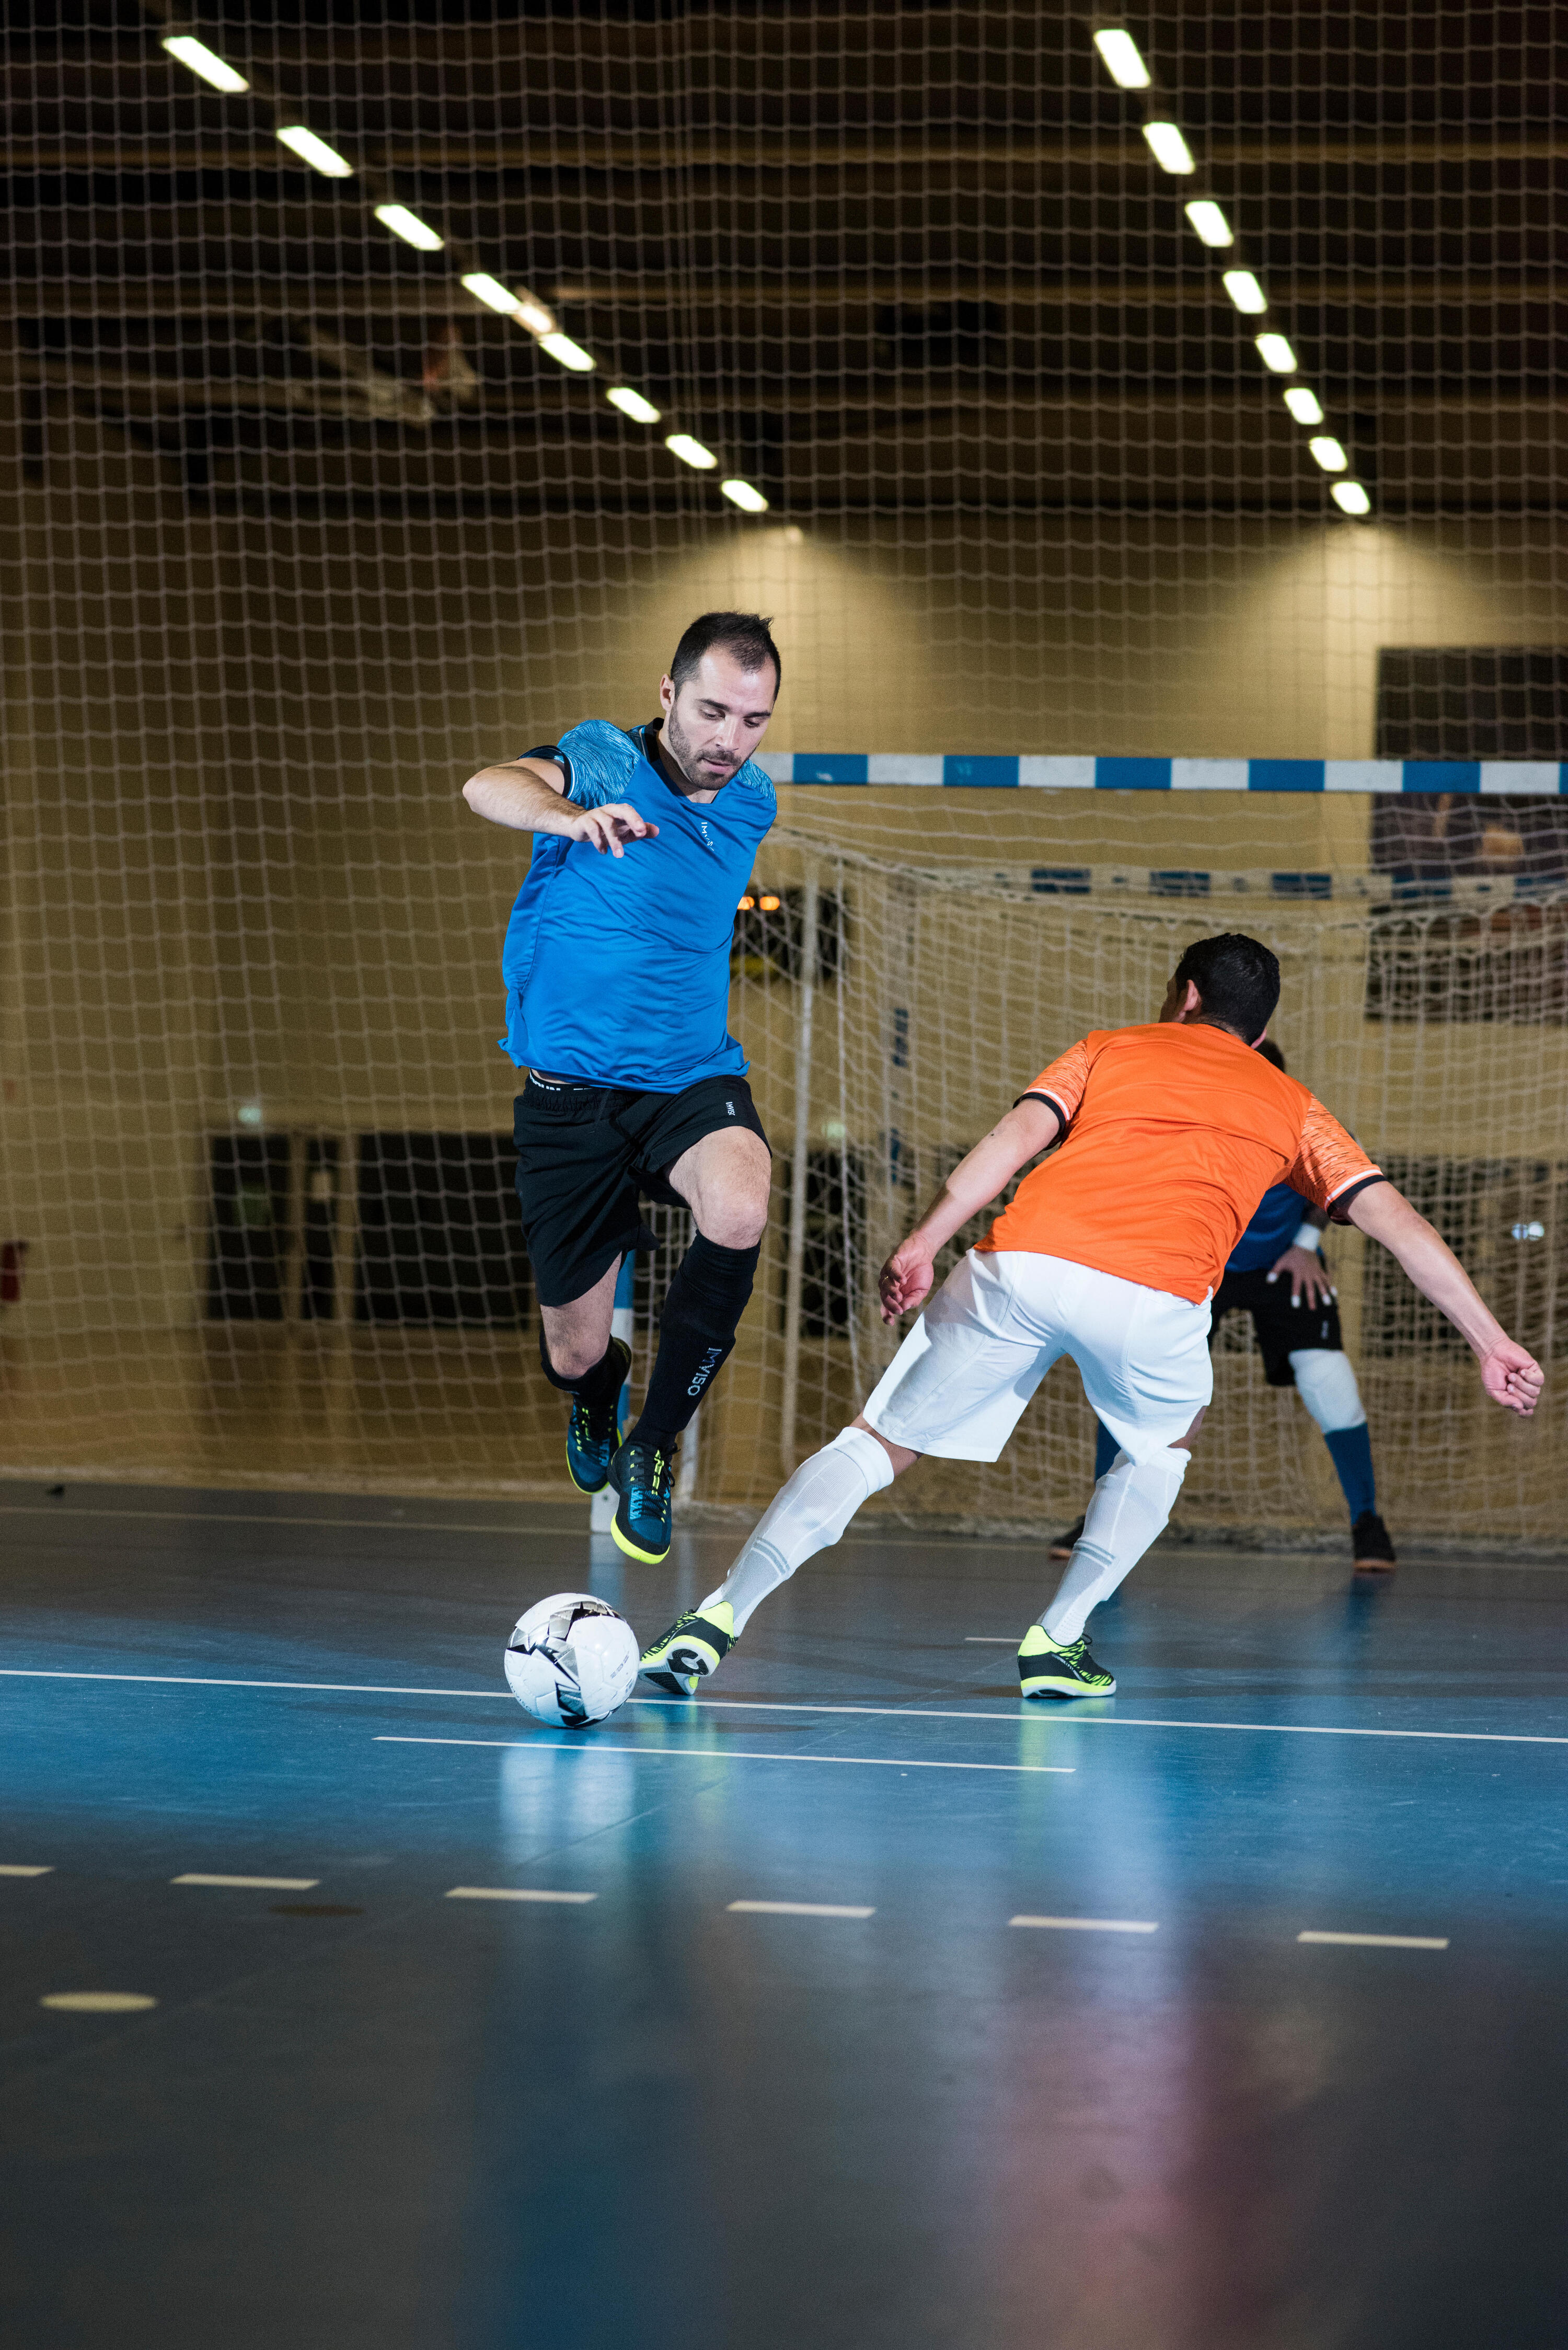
[607,385,662,424]
[1222,269,1267,315]
[462,272,520,317]
[665,433,718,470]
[1283,385,1324,425]
[1254,331,1297,374]
[1092,29,1150,88]
[275,124,353,178]
[374,203,444,253]
[721,478,769,514]
[513,294,557,337]
[539,331,595,373]
[1308,435,1348,472]
[161,33,249,93]
[1184,199,1233,247]
[1332,479,1371,515]
[1142,120,1195,175]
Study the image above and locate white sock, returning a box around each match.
[1288,1349,1366,1435]
[1039,1446,1190,1645]
[702,1427,895,1634]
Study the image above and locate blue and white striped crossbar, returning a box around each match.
[762,755,1568,794]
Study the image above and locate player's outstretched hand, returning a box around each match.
[878,1241,934,1325]
[1267,1244,1335,1309]
[570,803,659,857]
[1478,1337,1544,1416]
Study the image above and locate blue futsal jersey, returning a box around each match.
[497,719,776,1091]
[1225,1180,1315,1275]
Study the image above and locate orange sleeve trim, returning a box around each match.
[1014,1090,1070,1132]
[1326,1170,1386,1222]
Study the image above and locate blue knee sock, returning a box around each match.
[1324,1424,1376,1522]
[1093,1419,1119,1481]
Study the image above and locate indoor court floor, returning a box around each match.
[3,1485,1566,2350]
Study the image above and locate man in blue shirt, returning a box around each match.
[463,611,780,1562]
[1051,1037,1397,1572]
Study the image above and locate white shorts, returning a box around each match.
[861,1249,1214,1468]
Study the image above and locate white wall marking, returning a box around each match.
[171,1872,320,1890]
[728,1900,875,1918]
[445,1885,596,1903]
[1010,1915,1158,1933]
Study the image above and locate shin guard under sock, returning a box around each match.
[702,1427,895,1634]
[630,1232,760,1452]
[1040,1445,1190,1646]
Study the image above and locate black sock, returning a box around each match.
[539,1329,627,1406]
[629,1233,760,1454]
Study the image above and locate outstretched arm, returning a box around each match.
[1348,1182,1543,1415]
[461,756,657,857]
[878,1097,1062,1323]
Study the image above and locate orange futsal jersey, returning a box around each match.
[979,1022,1383,1304]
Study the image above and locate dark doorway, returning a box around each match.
[299,1138,340,1321]
[353,1134,532,1327]
[206,1136,292,1321]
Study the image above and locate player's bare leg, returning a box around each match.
[538,1256,629,1496]
[608,1124,773,1565]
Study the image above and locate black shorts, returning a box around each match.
[513,1073,770,1309]
[1210,1263,1344,1389]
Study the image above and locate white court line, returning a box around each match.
[0,1864,53,1877]
[171,1872,320,1890]
[1298,1929,1449,1950]
[446,1885,596,1904]
[4,1666,1565,1749]
[729,1900,874,1918]
[1010,1914,1159,1934]
[964,1637,1016,1644]
[375,1736,1071,1774]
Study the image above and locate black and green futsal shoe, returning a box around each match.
[607,1436,676,1563]
[563,1339,630,1495]
[639,1602,736,1696]
[1017,1624,1116,1698]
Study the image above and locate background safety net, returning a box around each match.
[2,3,1562,1539]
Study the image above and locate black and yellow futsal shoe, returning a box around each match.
[639,1602,735,1697]
[564,1340,630,1495]
[606,1436,675,1563]
[1017,1624,1116,1699]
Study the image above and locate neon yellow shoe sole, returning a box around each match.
[1017,1624,1116,1698]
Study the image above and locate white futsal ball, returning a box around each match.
[504,1592,640,1728]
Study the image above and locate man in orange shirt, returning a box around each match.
[639,934,1542,1700]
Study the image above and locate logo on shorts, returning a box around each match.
[726,1099,735,1115]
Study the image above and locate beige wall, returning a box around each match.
[1,399,1565,1532]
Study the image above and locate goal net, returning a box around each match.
[1,6,1563,1545]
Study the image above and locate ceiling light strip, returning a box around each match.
[154,13,774,519]
[1088,24,1373,517]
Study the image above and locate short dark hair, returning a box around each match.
[670,611,781,696]
[1172,933,1281,1041]
[1254,1037,1287,1072]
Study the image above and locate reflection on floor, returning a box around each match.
[2,1486,1566,2349]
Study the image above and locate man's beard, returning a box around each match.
[662,704,733,792]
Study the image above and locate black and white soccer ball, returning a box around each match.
[504,1592,640,1727]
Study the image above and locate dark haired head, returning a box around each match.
[1171,933,1281,1042]
[1253,1037,1286,1072]
[669,611,781,696]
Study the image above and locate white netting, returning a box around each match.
[1,7,1563,1540]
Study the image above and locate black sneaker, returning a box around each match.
[1049,1514,1086,1562]
[563,1340,630,1495]
[1351,1510,1397,1573]
[607,1437,675,1564]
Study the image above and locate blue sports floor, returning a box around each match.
[3,1486,1566,2350]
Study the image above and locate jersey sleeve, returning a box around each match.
[1016,1037,1094,1133]
[551,718,641,810]
[1288,1097,1385,1221]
